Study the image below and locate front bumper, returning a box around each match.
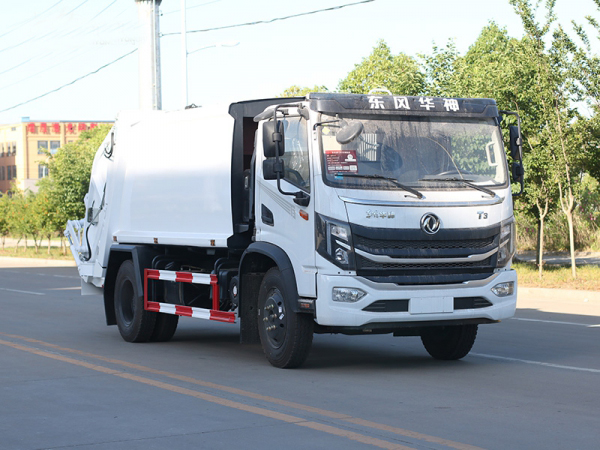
[314,270,517,327]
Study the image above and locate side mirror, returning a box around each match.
[263,121,285,158]
[512,161,524,196]
[336,122,364,145]
[509,125,522,160]
[512,161,524,183]
[263,159,284,180]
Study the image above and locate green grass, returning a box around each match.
[513,262,600,290]
[0,246,73,260]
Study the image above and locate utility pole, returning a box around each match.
[136,0,162,110]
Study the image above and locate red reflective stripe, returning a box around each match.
[175,305,193,317]
[144,269,148,310]
[175,272,194,283]
[210,274,219,311]
[146,269,160,280]
[210,310,236,323]
[146,301,161,312]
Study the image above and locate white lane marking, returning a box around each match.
[0,270,79,280]
[47,287,81,291]
[0,287,45,296]
[512,317,600,328]
[471,353,600,374]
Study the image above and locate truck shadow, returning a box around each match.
[166,308,599,371]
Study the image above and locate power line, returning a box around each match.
[162,0,221,16]
[63,0,93,17]
[0,0,110,55]
[1,0,376,112]
[161,0,375,36]
[88,0,119,22]
[0,49,137,113]
[0,1,136,83]
[0,0,65,39]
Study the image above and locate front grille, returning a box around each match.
[351,224,499,283]
[356,256,493,271]
[354,235,495,251]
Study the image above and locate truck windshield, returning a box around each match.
[319,114,507,191]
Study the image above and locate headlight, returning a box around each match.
[491,281,515,297]
[332,287,366,302]
[316,213,356,270]
[497,218,516,267]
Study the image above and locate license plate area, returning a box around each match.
[409,296,453,314]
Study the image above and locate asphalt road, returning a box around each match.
[1,264,599,450]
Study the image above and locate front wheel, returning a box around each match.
[421,325,478,360]
[257,268,313,368]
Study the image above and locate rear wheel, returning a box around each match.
[421,325,478,360]
[114,260,156,342]
[257,267,313,368]
[150,314,179,342]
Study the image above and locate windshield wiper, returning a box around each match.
[420,177,496,198]
[336,173,424,199]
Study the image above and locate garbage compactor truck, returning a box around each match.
[65,93,525,368]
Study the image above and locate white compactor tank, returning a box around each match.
[67,105,236,290]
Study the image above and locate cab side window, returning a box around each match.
[282,117,310,191]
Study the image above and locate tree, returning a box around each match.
[5,187,29,253]
[279,85,328,97]
[34,179,60,255]
[43,124,111,252]
[420,40,459,97]
[571,2,600,181]
[0,195,9,250]
[510,0,590,279]
[338,40,425,95]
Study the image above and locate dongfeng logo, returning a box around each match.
[420,213,441,235]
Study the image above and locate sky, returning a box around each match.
[0,0,598,124]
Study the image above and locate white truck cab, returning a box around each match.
[66,93,524,368]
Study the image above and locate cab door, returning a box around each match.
[256,116,316,297]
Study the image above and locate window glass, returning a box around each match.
[38,141,48,154]
[38,164,49,178]
[281,116,310,191]
[50,141,60,154]
[320,115,507,190]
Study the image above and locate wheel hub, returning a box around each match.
[262,290,286,349]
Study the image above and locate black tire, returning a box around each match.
[150,314,179,342]
[421,324,478,360]
[257,267,313,368]
[114,260,156,342]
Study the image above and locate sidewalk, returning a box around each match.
[517,287,600,317]
[0,256,76,268]
[2,237,62,248]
